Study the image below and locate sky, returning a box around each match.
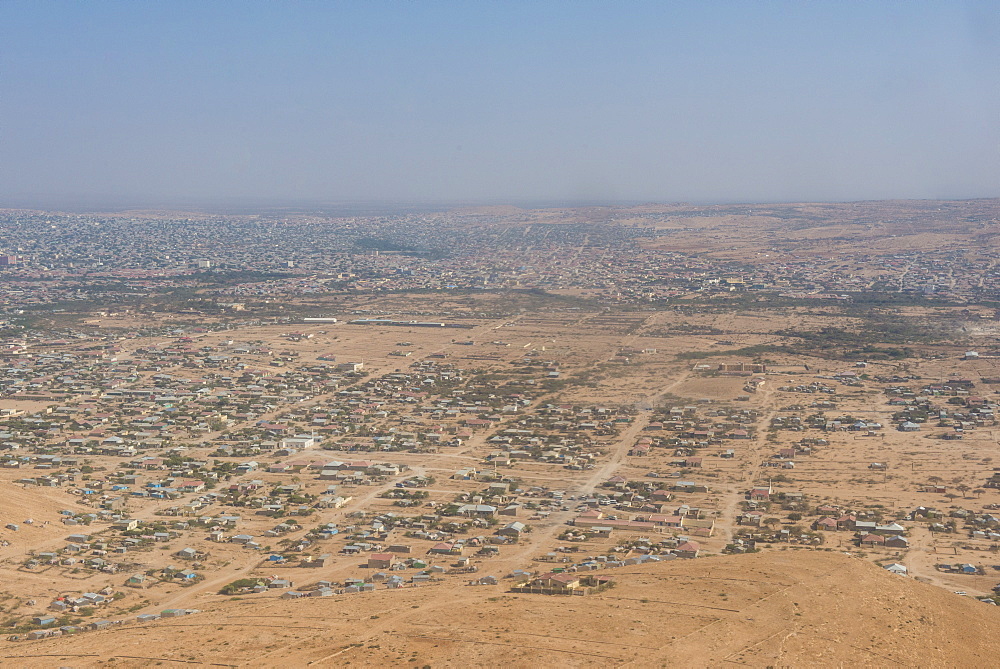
[2,1,999,209]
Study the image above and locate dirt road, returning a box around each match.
[715,385,777,544]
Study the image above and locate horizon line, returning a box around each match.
[3,194,1000,217]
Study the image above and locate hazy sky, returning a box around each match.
[2,1,999,208]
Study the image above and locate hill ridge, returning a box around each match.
[4,550,998,667]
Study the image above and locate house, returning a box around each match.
[487,482,509,496]
[126,574,148,588]
[684,518,715,536]
[281,434,319,449]
[884,563,908,575]
[178,480,205,493]
[457,504,496,518]
[875,522,906,535]
[532,572,581,589]
[429,542,462,555]
[103,496,127,511]
[674,481,708,493]
[27,630,55,640]
[648,514,684,528]
[497,521,526,538]
[268,578,293,589]
[367,553,395,570]
[675,541,700,558]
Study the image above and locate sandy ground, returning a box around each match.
[2,551,998,668]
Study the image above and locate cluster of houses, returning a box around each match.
[512,572,614,594]
[46,589,114,614]
[2,305,999,636]
[885,380,997,437]
[640,404,760,449]
[16,608,199,641]
[572,507,714,537]
[937,562,984,575]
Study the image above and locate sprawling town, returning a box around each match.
[2,199,1000,312]
[0,201,999,663]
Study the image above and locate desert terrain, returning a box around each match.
[0,201,999,666]
[6,551,1000,668]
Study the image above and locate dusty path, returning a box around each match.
[489,412,656,572]
[490,371,694,573]
[715,385,777,544]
